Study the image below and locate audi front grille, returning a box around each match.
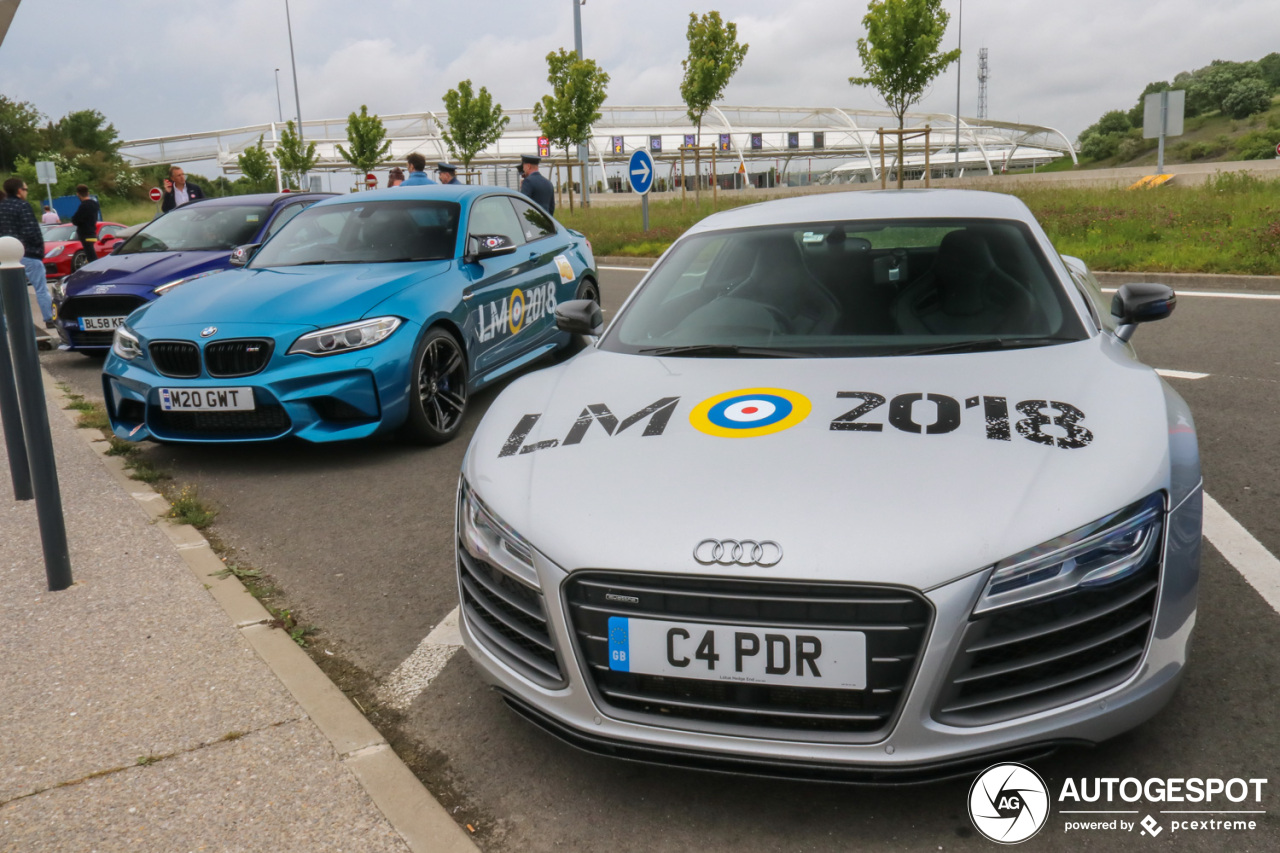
[205,339,274,378]
[934,558,1161,726]
[149,341,201,378]
[565,573,932,740]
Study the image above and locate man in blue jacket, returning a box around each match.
[0,177,54,329]
[519,154,554,214]
[401,153,436,186]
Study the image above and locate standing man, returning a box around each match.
[436,163,462,185]
[70,184,101,269]
[519,154,554,215]
[0,178,55,330]
[401,153,436,186]
[161,166,205,212]
[41,205,59,224]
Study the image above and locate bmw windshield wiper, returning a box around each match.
[637,344,812,358]
[897,336,1081,356]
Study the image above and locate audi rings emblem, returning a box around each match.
[693,539,783,567]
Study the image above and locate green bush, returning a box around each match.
[1223,78,1273,119]
[1236,130,1280,160]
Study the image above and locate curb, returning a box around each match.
[43,371,479,853]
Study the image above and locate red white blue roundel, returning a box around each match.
[690,387,812,438]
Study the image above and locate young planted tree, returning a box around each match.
[273,120,317,190]
[238,135,276,193]
[441,80,510,183]
[849,0,960,188]
[533,48,610,213]
[680,11,748,202]
[336,105,391,189]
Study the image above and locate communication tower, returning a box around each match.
[977,48,989,120]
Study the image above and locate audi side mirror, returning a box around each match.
[1112,282,1176,342]
[555,299,604,337]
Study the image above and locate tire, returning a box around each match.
[71,251,89,271]
[400,327,468,445]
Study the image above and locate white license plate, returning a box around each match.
[608,616,866,690]
[159,387,255,412]
[79,315,127,331]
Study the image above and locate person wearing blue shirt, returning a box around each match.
[401,152,436,186]
[519,154,554,215]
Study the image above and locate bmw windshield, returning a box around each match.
[250,199,461,267]
[602,219,1089,357]
[117,203,272,254]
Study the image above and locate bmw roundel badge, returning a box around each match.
[200,326,217,338]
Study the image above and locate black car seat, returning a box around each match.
[806,228,895,335]
[892,229,1041,336]
[731,234,842,335]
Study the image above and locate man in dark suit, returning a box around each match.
[161,165,205,212]
[518,154,554,215]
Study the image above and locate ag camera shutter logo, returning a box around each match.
[969,763,1050,844]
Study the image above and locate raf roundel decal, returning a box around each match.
[689,387,811,438]
[507,287,527,335]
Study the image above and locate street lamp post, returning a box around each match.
[573,0,589,208]
[284,0,305,187]
[274,68,284,123]
[954,0,962,177]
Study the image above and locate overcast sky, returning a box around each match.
[2,0,1276,151]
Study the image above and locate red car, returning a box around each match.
[42,221,129,279]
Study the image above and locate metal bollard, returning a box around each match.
[0,236,72,590]
[0,286,33,500]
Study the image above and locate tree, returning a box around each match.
[1187,61,1257,115]
[336,105,391,188]
[273,120,317,190]
[45,109,121,156]
[0,96,44,172]
[238,135,276,193]
[441,80,510,182]
[680,11,748,202]
[533,48,610,213]
[1223,77,1273,119]
[849,0,960,188]
[1077,110,1133,161]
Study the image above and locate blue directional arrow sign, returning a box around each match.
[628,148,655,195]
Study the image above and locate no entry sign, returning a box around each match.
[149,187,162,202]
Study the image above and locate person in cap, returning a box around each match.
[518,154,554,215]
[401,152,436,186]
[437,162,462,185]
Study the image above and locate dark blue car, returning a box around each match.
[54,192,333,352]
[102,185,599,445]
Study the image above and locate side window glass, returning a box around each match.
[468,196,526,247]
[508,198,556,243]
[265,203,308,239]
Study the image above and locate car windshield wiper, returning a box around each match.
[382,256,448,263]
[291,259,364,266]
[896,336,1082,356]
[637,344,812,358]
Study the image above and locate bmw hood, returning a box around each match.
[465,340,1191,590]
[63,250,228,295]
[130,262,451,330]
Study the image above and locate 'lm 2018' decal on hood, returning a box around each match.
[498,386,1094,458]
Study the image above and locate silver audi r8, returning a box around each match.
[455,190,1201,781]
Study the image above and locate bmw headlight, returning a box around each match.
[154,269,220,296]
[47,245,64,259]
[112,325,144,360]
[974,492,1165,615]
[287,317,402,357]
[458,479,538,588]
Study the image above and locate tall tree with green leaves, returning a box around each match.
[336,105,391,189]
[0,96,45,172]
[441,80,510,182]
[680,11,748,202]
[849,0,960,187]
[238,135,276,192]
[533,48,610,213]
[273,120,317,190]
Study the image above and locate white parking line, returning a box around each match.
[1203,492,1280,617]
[378,606,462,711]
[599,265,652,272]
[1156,369,1210,380]
[1101,288,1280,301]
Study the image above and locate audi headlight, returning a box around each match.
[47,245,64,259]
[458,479,538,588]
[287,317,401,357]
[112,325,143,360]
[974,492,1165,616]
[154,269,220,296]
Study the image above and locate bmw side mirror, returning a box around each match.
[555,299,604,337]
[1112,282,1176,342]
[229,243,261,267]
[465,234,518,265]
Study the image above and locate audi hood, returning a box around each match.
[463,338,1196,592]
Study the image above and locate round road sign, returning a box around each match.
[366,173,377,188]
[149,187,162,202]
[628,149,655,195]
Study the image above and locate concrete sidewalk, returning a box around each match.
[0,348,476,847]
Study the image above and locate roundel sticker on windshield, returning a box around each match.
[508,287,527,335]
[689,387,811,438]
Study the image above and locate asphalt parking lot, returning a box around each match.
[39,267,1280,852]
